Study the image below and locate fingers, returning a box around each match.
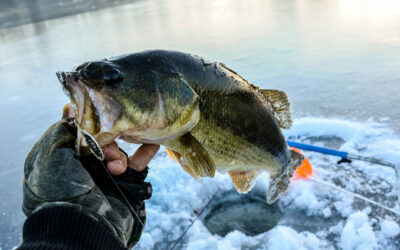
[62,103,75,119]
[102,141,127,175]
[103,141,120,159]
[128,144,160,172]
[101,142,160,175]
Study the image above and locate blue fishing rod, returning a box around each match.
[287,140,400,201]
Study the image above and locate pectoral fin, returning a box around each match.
[166,133,216,178]
[259,89,292,129]
[166,148,179,163]
[166,148,200,179]
[229,170,260,193]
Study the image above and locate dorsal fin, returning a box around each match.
[259,89,292,129]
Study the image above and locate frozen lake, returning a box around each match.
[1,0,400,248]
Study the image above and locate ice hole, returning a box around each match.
[201,190,282,236]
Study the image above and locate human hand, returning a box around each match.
[62,102,160,175]
[22,119,159,248]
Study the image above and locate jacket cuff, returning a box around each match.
[18,205,128,250]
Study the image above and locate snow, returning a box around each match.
[287,118,364,142]
[380,219,400,238]
[279,180,327,216]
[268,227,322,250]
[340,211,376,250]
[322,207,332,218]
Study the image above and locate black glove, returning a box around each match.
[22,119,152,248]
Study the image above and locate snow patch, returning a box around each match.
[268,226,322,250]
[280,180,326,216]
[380,219,400,238]
[340,211,377,250]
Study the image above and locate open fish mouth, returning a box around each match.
[57,71,87,126]
[57,71,123,145]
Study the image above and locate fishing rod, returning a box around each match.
[287,140,400,201]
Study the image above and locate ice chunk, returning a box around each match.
[268,226,322,250]
[322,207,332,218]
[380,219,400,238]
[340,211,376,250]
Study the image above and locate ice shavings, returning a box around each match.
[286,118,363,141]
[340,211,377,250]
[268,227,323,250]
[322,207,332,218]
[279,180,327,216]
[380,219,400,238]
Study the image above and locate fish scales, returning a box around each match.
[158,52,288,172]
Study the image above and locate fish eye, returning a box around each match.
[103,68,123,84]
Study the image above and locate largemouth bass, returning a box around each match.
[57,50,303,203]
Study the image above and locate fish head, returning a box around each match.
[56,60,123,146]
[57,56,200,146]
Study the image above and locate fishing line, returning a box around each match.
[72,120,145,228]
[309,176,400,217]
[98,161,145,228]
[169,186,222,250]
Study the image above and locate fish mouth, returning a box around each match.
[57,71,122,145]
[57,71,87,126]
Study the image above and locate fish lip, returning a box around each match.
[56,71,77,94]
[56,71,67,85]
[56,71,85,125]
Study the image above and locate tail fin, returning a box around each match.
[266,149,304,204]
